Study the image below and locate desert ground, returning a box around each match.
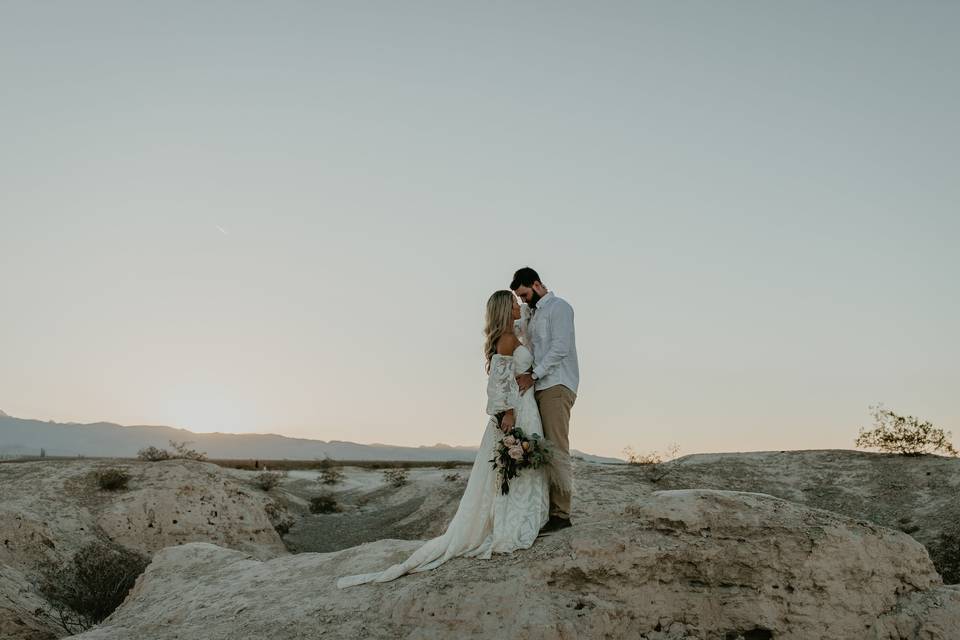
[1,451,959,639]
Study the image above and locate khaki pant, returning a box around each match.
[535,384,576,520]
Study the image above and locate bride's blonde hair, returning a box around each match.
[483,290,515,373]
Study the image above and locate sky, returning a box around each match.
[1,2,958,459]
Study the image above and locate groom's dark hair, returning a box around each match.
[510,267,541,290]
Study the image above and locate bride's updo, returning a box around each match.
[484,290,515,373]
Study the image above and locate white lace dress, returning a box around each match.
[336,344,550,588]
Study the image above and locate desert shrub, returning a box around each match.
[39,540,150,634]
[383,468,409,488]
[264,501,295,536]
[136,445,171,462]
[96,468,130,491]
[168,440,208,461]
[255,470,285,491]
[623,443,682,484]
[623,443,680,466]
[622,447,662,465]
[137,440,208,462]
[443,472,462,482]
[855,405,957,456]
[319,466,344,485]
[930,530,960,585]
[309,493,340,514]
[439,460,459,469]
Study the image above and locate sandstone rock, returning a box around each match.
[94,460,286,559]
[0,565,59,640]
[0,459,287,639]
[574,449,960,583]
[73,491,960,639]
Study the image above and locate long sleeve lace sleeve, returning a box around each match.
[486,355,521,416]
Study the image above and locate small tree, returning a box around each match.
[855,405,957,457]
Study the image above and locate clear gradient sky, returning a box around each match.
[2,2,958,459]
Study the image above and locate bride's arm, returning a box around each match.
[487,335,521,432]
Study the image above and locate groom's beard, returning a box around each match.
[527,290,542,308]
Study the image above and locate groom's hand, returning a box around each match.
[516,373,534,393]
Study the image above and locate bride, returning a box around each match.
[337,290,550,588]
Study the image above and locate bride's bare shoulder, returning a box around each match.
[496,333,520,356]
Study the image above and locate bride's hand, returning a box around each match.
[500,411,515,433]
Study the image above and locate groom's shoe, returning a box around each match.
[538,515,572,537]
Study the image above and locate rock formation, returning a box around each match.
[73,491,960,640]
[0,459,287,638]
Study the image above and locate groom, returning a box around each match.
[511,267,579,534]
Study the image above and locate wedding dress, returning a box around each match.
[336,344,550,588]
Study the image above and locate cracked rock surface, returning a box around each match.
[73,490,960,640]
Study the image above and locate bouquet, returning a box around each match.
[490,426,549,495]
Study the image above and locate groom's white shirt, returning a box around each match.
[527,291,579,394]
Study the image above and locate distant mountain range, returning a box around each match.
[0,413,623,464]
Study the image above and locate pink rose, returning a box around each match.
[508,446,524,460]
[503,435,517,447]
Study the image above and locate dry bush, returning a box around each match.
[255,470,285,491]
[622,447,663,465]
[169,440,207,460]
[136,445,171,462]
[623,443,682,484]
[383,468,409,488]
[930,529,960,585]
[309,493,340,514]
[137,440,208,462]
[96,468,130,491]
[38,540,150,634]
[855,405,957,456]
[319,466,344,485]
[264,501,295,536]
[438,460,459,469]
[623,443,680,466]
[443,472,462,482]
